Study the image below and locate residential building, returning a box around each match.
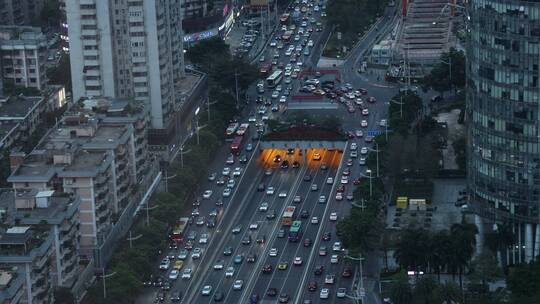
[0,0,45,26]
[0,269,25,304]
[0,26,48,90]
[66,0,185,130]
[467,0,540,264]
[8,99,157,264]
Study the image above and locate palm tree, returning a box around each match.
[428,230,453,282]
[450,222,478,288]
[394,228,431,273]
[485,223,514,267]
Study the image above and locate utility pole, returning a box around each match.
[235,71,240,109]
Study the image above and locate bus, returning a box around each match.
[282,30,293,42]
[266,69,283,88]
[288,220,302,242]
[170,217,189,243]
[280,13,290,25]
[281,206,296,226]
[226,122,239,141]
[260,63,271,78]
[236,123,250,136]
[230,135,246,155]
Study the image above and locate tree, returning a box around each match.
[430,282,463,304]
[54,287,75,304]
[40,0,62,28]
[393,228,431,272]
[47,55,72,91]
[414,277,438,304]
[485,223,514,267]
[468,252,503,286]
[428,230,453,282]
[449,222,478,288]
[336,207,380,254]
[422,48,465,95]
[507,258,540,299]
[390,271,413,304]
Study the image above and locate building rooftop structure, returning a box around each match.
[0,26,46,46]
[0,269,25,303]
[0,95,44,120]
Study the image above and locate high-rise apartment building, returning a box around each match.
[467,0,540,264]
[66,0,185,130]
[0,0,45,26]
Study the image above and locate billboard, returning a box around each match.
[250,0,269,7]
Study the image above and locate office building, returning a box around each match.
[0,26,48,90]
[66,0,185,130]
[467,0,540,264]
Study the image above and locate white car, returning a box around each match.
[259,202,269,212]
[278,191,287,198]
[249,223,259,230]
[222,167,231,176]
[225,266,235,277]
[285,49,293,56]
[362,108,369,116]
[320,288,329,299]
[213,260,225,270]
[350,143,357,150]
[341,176,349,184]
[325,274,335,284]
[361,120,368,127]
[360,147,368,155]
[335,192,343,201]
[329,212,338,221]
[201,285,212,296]
[294,256,303,265]
[279,96,287,103]
[318,195,327,203]
[311,217,319,224]
[222,188,232,197]
[182,268,192,279]
[199,233,209,244]
[203,190,213,199]
[159,258,170,270]
[337,288,347,298]
[227,179,236,188]
[350,151,358,158]
[380,119,387,127]
[266,186,275,195]
[330,254,339,264]
[191,248,203,259]
[359,157,367,165]
[169,270,179,280]
[326,177,334,184]
[333,241,342,251]
[270,41,277,47]
[272,91,279,98]
[269,248,278,256]
[233,167,242,176]
[233,279,244,290]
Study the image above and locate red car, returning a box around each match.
[262,264,273,273]
[308,281,318,291]
[342,267,353,278]
[353,179,362,185]
[336,184,345,193]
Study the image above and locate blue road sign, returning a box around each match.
[367,129,393,136]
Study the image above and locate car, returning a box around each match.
[325,274,335,284]
[191,208,200,216]
[249,223,259,230]
[278,261,289,270]
[331,254,339,264]
[159,258,170,270]
[320,288,330,299]
[232,225,242,234]
[312,152,321,160]
[234,254,244,264]
[311,183,318,191]
[247,253,257,263]
[308,281,318,291]
[321,163,328,170]
[365,135,374,143]
[213,291,224,302]
[233,167,243,176]
[360,147,368,155]
[223,245,233,256]
[269,248,278,256]
[271,91,280,98]
[266,210,276,219]
[293,195,302,203]
[156,291,165,302]
[314,265,324,275]
[380,119,387,127]
[177,249,188,260]
[208,173,217,181]
[335,191,343,200]
[184,240,193,250]
[322,232,331,241]
[181,268,192,279]
[196,216,206,226]
[191,247,202,259]
[201,285,212,296]
[209,208,218,216]
[203,190,213,199]
[337,183,346,191]
[362,108,369,116]
[281,160,289,169]
[341,176,349,184]
[333,241,342,251]
[257,183,266,191]
[278,191,287,198]
[319,246,327,256]
[227,179,236,189]
[242,235,252,245]
[250,294,260,303]
[329,212,338,221]
[279,95,287,103]
[266,186,275,195]
[303,238,312,247]
[222,188,232,197]
[342,267,353,277]
[292,160,300,168]
[326,177,334,184]
[226,154,235,164]
[169,270,179,280]
[187,230,197,241]
[278,293,290,303]
[361,120,368,127]
[239,154,248,163]
[265,169,273,176]
[267,288,278,297]
[336,287,347,298]
[259,202,269,212]
[318,195,327,203]
[300,209,309,219]
[293,256,303,265]
[346,192,354,201]
[170,291,182,302]
[303,174,312,182]
[359,157,366,165]
[311,217,319,224]
[262,264,273,273]
[233,280,244,290]
[278,229,286,238]
[216,178,225,185]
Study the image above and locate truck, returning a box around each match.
[281,206,296,226]
[169,217,189,243]
[236,123,250,136]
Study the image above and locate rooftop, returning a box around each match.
[61,150,110,177]
[0,26,46,44]
[0,95,44,120]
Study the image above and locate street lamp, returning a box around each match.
[179,146,192,169]
[432,3,467,25]
[100,269,117,299]
[143,204,159,226]
[359,169,374,199]
[345,254,366,304]
[368,142,381,177]
[126,231,143,249]
[390,95,405,118]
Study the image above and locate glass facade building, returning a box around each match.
[467,0,540,263]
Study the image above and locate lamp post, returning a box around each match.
[143,204,159,226]
[179,146,192,169]
[100,269,117,299]
[345,254,366,304]
[126,231,143,249]
[368,142,381,177]
[390,95,405,118]
[359,169,374,199]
